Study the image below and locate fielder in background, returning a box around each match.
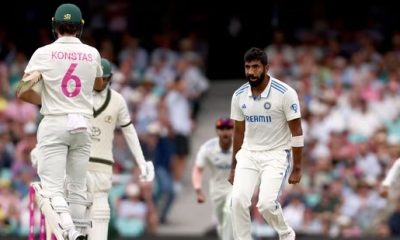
[87,58,154,240]
[228,47,303,240]
[192,118,234,240]
[16,3,103,240]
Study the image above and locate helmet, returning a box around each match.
[215,118,233,129]
[101,58,112,78]
[52,3,84,38]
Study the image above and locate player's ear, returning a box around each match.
[264,64,270,73]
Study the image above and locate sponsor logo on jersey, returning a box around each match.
[241,104,246,109]
[291,103,298,113]
[245,115,272,122]
[104,115,112,123]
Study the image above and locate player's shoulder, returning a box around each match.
[270,77,296,95]
[201,137,219,150]
[233,82,250,97]
[34,45,50,54]
[110,89,126,103]
[77,42,100,55]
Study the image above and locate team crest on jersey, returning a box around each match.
[104,115,112,123]
[291,104,298,113]
[264,102,271,110]
[91,127,101,137]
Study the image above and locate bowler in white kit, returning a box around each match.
[228,47,303,240]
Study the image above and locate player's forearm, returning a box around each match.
[292,147,303,170]
[18,90,42,105]
[288,118,303,169]
[93,77,103,91]
[121,124,146,165]
[192,166,203,190]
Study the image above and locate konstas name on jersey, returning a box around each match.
[51,51,93,62]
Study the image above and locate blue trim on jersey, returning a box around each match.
[271,85,285,94]
[271,82,287,94]
[272,80,288,91]
[234,83,249,95]
[235,86,249,96]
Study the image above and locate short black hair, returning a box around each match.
[244,47,268,65]
[56,23,80,35]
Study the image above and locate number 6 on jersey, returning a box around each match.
[61,63,81,97]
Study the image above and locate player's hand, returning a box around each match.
[196,189,206,203]
[228,169,235,185]
[139,161,155,182]
[288,167,301,184]
[379,186,389,198]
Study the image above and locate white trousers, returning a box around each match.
[212,192,233,240]
[231,149,292,240]
[86,163,113,240]
[37,115,91,224]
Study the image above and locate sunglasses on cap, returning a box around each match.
[216,118,233,129]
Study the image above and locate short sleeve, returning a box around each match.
[116,94,132,127]
[195,144,208,168]
[230,94,244,121]
[95,52,103,77]
[283,88,301,121]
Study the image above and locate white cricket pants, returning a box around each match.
[86,163,113,240]
[37,115,91,224]
[231,148,292,240]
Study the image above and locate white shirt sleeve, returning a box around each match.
[95,52,103,78]
[117,95,146,165]
[195,143,208,168]
[283,88,301,121]
[382,159,400,187]
[25,48,47,73]
[230,94,244,121]
[116,94,131,127]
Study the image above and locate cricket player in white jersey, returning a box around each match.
[228,47,303,240]
[192,118,234,240]
[16,3,103,240]
[86,58,154,240]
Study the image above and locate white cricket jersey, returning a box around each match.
[230,77,301,151]
[24,37,102,117]
[195,137,232,201]
[90,89,132,162]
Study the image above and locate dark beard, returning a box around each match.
[247,72,265,87]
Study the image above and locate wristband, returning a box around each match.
[291,135,304,147]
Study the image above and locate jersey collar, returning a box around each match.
[93,88,111,118]
[247,76,273,99]
[55,36,82,44]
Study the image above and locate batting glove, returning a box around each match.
[139,161,155,182]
